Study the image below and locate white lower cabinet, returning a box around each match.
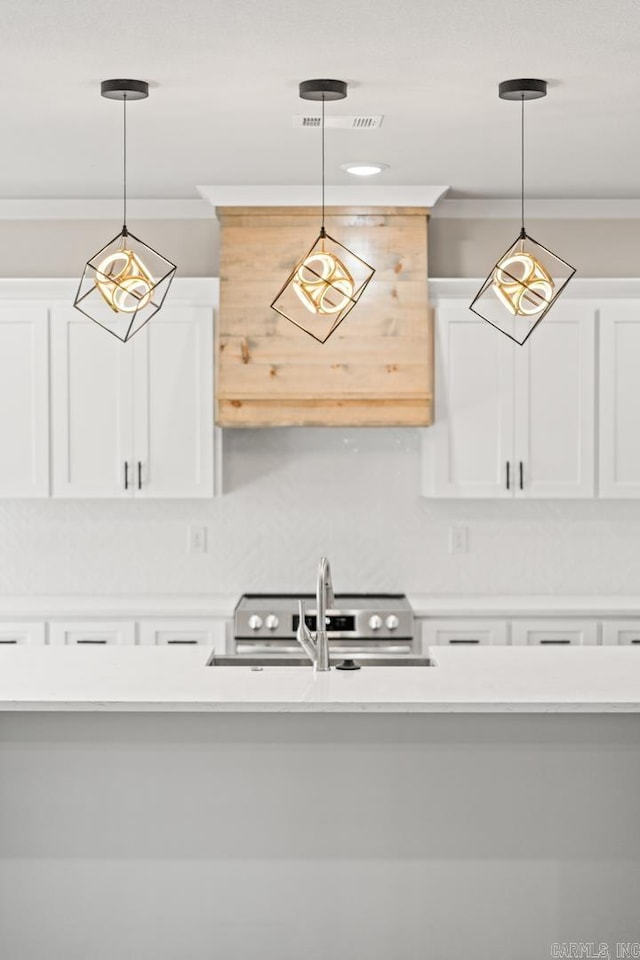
[511,619,599,646]
[138,619,225,649]
[0,616,227,648]
[49,620,137,646]
[0,622,46,645]
[422,619,509,648]
[422,617,603,649]
[1,613,630,653]
[601,620,640,646]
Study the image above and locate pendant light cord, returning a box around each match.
[321,94,326,234]
[520,93,525,237]
[123,93,128,233]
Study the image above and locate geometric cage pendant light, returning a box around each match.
[73,79,177,343]
[270,79,376,344]
[469,79,576,346]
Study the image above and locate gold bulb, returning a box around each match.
[95,248,155,314]
[492,251,554,317]
[292,251,355,316]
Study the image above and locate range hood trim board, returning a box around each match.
[216,205,433,428]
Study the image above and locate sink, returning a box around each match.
[207,654,433,668]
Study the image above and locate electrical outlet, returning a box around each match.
[188,525,208,555]
[449,524,469,555]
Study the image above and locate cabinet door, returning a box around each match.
[49,621,136,646]
[138,619,226,649]
[511,619,599,646]
[514,300,595,498]
[133,306,214,498]
[0,305,49,497]
[0,622,46,645]
[601,620,640,646]
[599,301,640,497]
[421,619,509,648]
[51,306,133,498]
[422,301,514,498]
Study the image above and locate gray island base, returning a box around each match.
[1,710,639,960]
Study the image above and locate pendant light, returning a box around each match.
[74,79,177,342]
[270,79,375,344]
[469,79,575,345]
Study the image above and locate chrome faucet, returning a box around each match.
[296,556,335,671]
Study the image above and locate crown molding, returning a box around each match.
[2,195,640,221]
[0,199,214,220]
[432,198,640,220]
[197,184,450,213]
[4,194,638,222]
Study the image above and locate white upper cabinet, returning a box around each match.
[599,301,640,498]
[422,294,595,499]
[51,292,216,499]
[513,299,595,498]
[0,305,49,497]
[132,306,214,498]
[51,306,134,498]
[422,301,515,498]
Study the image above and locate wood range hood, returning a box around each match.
[215,204,434,427]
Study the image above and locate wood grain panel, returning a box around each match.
[218,398,433,428]
[216,206,432,427]
[219,335,430,366]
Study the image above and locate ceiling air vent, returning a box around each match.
[293,115,384,130]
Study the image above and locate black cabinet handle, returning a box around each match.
[630,640,640,645]
[539,639,572,645]
[0,639,18,644]
[124,462,129,490]
[76,639,108,645]
[519,461,524,490]
[506,462,510,490]
[167,639,198,645]
[449,639,481,645]
[137,461,142,490]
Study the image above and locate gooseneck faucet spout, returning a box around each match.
[315,556,334,671]
[295,556,335,672]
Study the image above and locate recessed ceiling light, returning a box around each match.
[340,162,388,177]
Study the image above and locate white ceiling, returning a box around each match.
[4,0,640,203]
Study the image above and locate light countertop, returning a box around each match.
[1,645,639,714]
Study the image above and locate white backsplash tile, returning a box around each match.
[1,427,640,597]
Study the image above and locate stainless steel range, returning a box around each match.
[232,593,417,656]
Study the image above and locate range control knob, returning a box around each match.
[368,614,383,631]
[248,615,263,631]
[385,614,400,631]
[265,615,279,631]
